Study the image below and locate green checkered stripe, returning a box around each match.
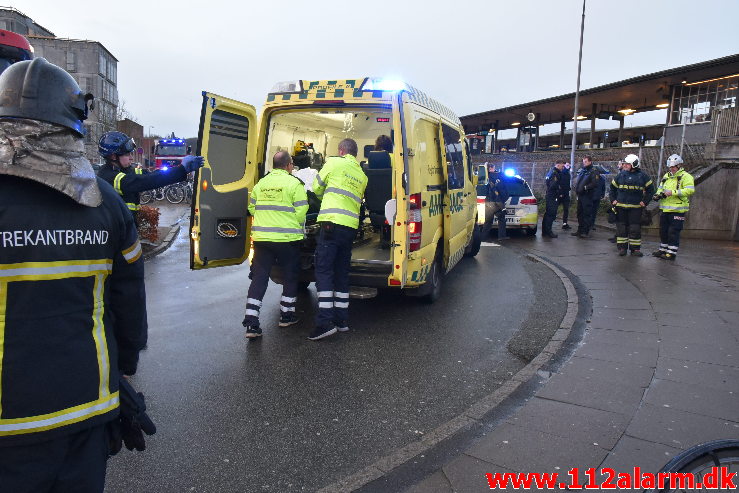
[266,79,387,102]
[403,84,461,126]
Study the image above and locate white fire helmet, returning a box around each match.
[622,154,640,168]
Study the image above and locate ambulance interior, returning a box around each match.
[264,108,395,263]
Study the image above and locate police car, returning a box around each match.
[477,167,538,236]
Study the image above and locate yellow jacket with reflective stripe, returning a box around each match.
[313,155,368,229]
[657,169,694,213]
[249,169,308,242]
[0,175,147,445]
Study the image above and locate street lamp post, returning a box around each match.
[570,0,586,184]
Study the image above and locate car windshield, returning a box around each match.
[155,144,187,156]
[505,178,532,197]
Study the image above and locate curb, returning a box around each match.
[142,210,187,261]
[318,253,580,493]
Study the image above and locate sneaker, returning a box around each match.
[336,325,350,333]
[244,326,262,338]
[279,314,300,327]
[630,250,644,257]
[651,250,664,257]
[307,326,337,341]
[562,224,572,230]
[618,248,627,256]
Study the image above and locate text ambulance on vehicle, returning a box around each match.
[189,78,481,302]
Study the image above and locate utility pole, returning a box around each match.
[570,0,586,187]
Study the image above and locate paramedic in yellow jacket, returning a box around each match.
[652,154,695,261]
[242,151,308,338]
[309,138,368,341]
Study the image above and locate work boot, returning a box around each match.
[652,250,664,258]
[630,250,644,257]
[562,223,572,230]
[308,326,337,341]
[618,248,627,256]
[543,231,558,238]
[662,252,676,261]
[578,232,590,238]
[570,231,581,236]
[279,313,300,327]
[244,326,262,339]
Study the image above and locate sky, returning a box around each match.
[18,0,739,139]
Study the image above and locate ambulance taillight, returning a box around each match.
[409,193,422,252]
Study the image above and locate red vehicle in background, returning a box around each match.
[153,136,190,170]
[0,29,34,73]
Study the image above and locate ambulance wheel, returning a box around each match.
[422,253,443,304]
[464,225,482,258]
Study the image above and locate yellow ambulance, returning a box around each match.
[190,78,481,302]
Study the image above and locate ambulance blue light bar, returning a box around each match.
[361,78,407,92]
[504,168,516,177]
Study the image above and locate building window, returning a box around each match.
[670,75,738,125]
[99,53,106,77]
[66,51,76,72]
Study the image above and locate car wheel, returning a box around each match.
[422,251,443,304]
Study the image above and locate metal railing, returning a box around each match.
[711,106,739,140]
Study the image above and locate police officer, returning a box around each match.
[0,58,147,492]
[590,168,606,231]
[242,151,309,338]
[481,163,510,240]
[97,131,204,220]
[542,159,568,238]
[609,154,655,256]
[571,155,600,238]
[559,163,572,230]
[652,154,695,260]
[310,138,368,341]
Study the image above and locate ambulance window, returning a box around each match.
[207,109,250,185]
[442,124,464,190]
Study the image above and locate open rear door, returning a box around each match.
[190,92,257,270]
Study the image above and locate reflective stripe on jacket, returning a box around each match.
[249,168,308,242]
[609,169,655,208]
[0,175,147,445]
[313,155,368,229]
[657,169,694,212]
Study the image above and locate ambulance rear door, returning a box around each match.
[190,92,258,270]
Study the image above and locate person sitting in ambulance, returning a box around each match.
[367,135,392,169]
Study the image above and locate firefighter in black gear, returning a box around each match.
[0,58,148,492]
[97,131,204,220]
[542,159,568,238]
[609,154,655,257]
[571,155,600,238]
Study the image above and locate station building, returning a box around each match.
[461,54,739,240]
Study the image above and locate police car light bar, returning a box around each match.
[504,168,516,177]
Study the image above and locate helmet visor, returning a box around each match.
[120,137,136,154]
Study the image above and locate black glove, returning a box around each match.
[108,377,156,455]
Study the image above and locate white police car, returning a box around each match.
[477,167,538,236]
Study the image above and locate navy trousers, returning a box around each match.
[243,241,301,327]
[314,222,355,329]
[616,207,643,251]
[576,193,595,234]
[558,194,571,224]
[542,194,559,234]
[0,424,108,493]
[659,212,685,256]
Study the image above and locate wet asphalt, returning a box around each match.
[105,227,565,492]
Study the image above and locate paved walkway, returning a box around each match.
[405,226,738,492]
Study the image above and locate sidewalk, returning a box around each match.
[404,226,738,491]
[140,202,189,260]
